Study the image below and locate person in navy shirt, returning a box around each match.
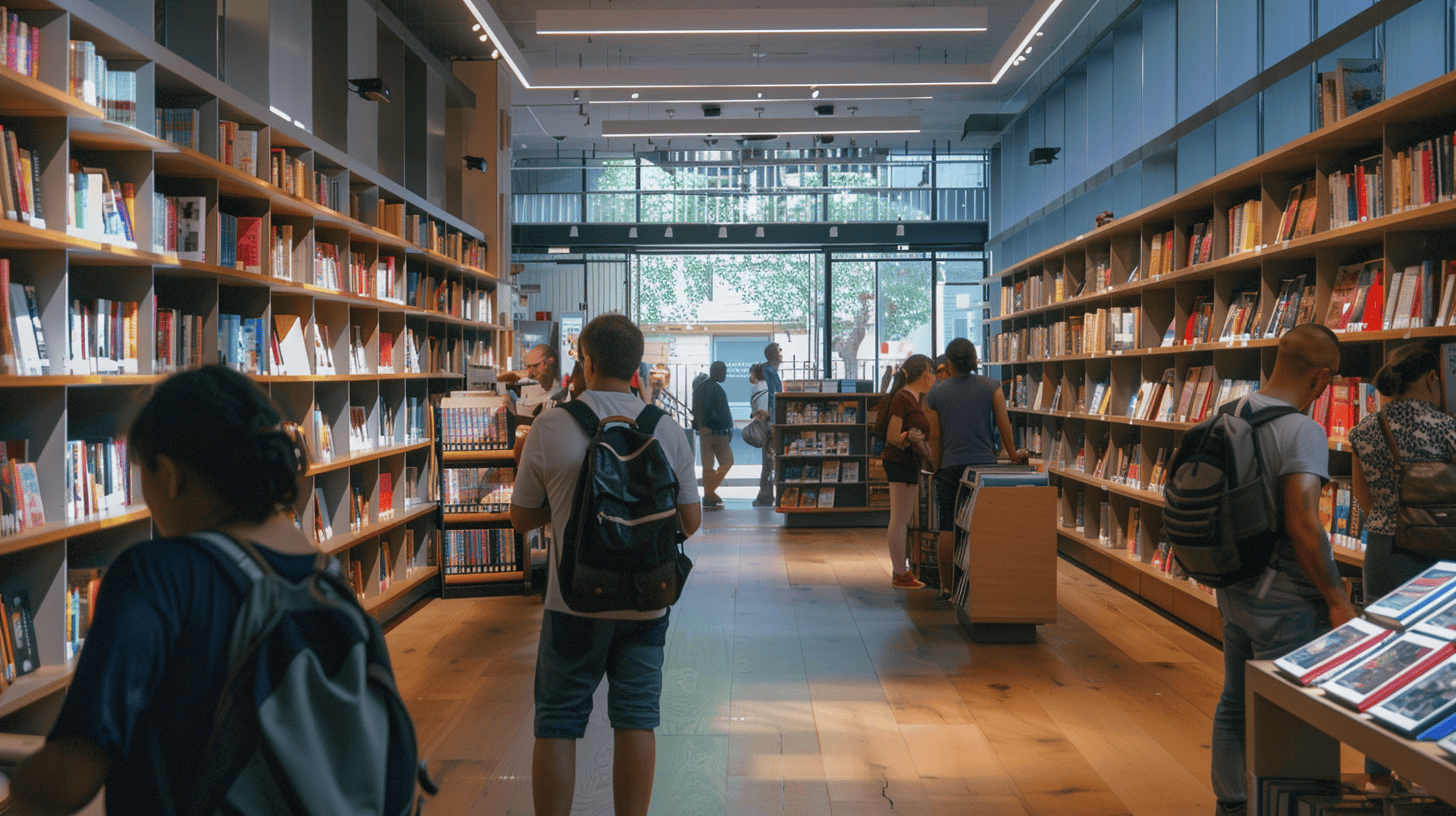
[13,366,324,816]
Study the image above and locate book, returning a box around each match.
[1369,652,1456,737]
[779,486,800,509]
[1365,562,1456,629]
[1273,617,1394,685]
[817,487,835,508]
[1320,631,1453,711]
[6,590,37,675]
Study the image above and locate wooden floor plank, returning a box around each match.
[389,509,1251,816]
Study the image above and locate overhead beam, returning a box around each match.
[531,64,992,90]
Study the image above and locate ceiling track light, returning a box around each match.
[471,23,481,31]
[490,47,500,59]
[536,7,989,35]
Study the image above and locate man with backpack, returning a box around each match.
[1199,324,1357,816]
[753,343,783,506]
[510,314,701,816]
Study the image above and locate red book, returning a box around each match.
[235,217,262,274]
[0,257,13,374]
[1424,146,1435,205]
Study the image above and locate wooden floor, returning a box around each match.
[386,507,1360,815]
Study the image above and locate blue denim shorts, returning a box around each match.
[534,609,670,739]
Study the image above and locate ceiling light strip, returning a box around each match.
[536,7,987,35]
[461,0,532,87]
[991,0,1064,84]
[601,116,920,138]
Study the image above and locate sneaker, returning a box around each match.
[935,591,953,603]
[702,498,724,509]
[892,571,926,589]
[1215,801,1247,816]
[751,498,775,507]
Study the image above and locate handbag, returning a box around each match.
[1381,412,1456,559]
[742,417,770,448]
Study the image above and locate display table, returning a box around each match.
[1246,660,1456,808]
[952,467,1057,643]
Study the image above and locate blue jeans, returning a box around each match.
[534,609,670,739]
[1361,531,1433,775]
[1212,576,1329,805]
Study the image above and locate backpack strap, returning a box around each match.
[636,404,667,435]
[562,399,600,438]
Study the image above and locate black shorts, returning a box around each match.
[934,466,972,532]
[881,458,920,484]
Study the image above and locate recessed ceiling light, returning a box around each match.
[472,23,481,31]
[631,92,639,99]
[479,34,488,41]
[811,88,820,98]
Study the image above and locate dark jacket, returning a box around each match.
[693,379,732,433]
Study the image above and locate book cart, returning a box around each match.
[984,68,1456,643]
[437,395,526,598]
[948,466,1057,643]
[773,385,888,528]
[0,0,512,740]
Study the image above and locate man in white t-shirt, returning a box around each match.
[510,313,701,816]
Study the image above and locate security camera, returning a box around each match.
[348,78,390,103]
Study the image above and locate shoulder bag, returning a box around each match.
[1381,412,1456,560]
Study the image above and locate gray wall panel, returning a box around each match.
[269,0,311,129]
[427,70,446,209]
[347,0,379,170]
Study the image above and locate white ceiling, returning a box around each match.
[390,0,1096,155]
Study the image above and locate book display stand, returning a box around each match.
[772,387,888,528]
[950,467,1056,643]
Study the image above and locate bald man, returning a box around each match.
[1210,323,1357,816]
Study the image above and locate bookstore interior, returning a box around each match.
[10,0,1456,813]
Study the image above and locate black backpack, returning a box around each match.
[1161,399,1297,589]
[558,401,693,613]
[167,532,436,816]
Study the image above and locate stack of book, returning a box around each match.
[156,107,199,150]
[0,123,43,226]
[0,440,45,534]
[67,40,136,125]
[2,263,51,375]
[65,437,131,520]
[68,297,140,375]
[218,121,258,176]
[1,10,42,78]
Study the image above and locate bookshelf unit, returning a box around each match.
[0,0,512,735]
[773,389,888,528]
[984,68,1456,641]
[437,396,525,598]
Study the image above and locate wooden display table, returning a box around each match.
[1246,660,1456,809]
[952,467,1058,643]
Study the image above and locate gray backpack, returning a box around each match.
[165,532,435,816]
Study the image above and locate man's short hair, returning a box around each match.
[579,314,643,381]
[1278,322,1341,375]
[764,342,780,359]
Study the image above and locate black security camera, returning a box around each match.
[349,78,391,103]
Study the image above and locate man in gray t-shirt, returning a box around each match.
[1210,324,1357,815]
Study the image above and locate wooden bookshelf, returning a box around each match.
[0,0,513,734]
[985,70,1456,639]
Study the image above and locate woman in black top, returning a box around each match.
[14,366,322,815]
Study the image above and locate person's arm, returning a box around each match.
[990,389,1025,463]
[677,503,702,538]
[924,405,942,471]
[1351,451,1373,521]
[1284,472,1357,626]
[13,735,110,816]
[510,502,552,533]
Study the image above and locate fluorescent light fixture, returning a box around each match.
[602,115,920,138]
[829,227,839,237]
[718,227,728,238]
[628,227,638,238]
[589,89,934,104]
[991,0,1063,84]
[755,227,765,238]
[537,7,987,35]
[547,247,570,254]
[664,227,673,238]
[569,226,579,237]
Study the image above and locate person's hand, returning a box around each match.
[1330,599,1358,628]
[1014,449,1030,465]
[906,428,925,443]
[498,370,523,384]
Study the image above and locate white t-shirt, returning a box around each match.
[513,390,700,619]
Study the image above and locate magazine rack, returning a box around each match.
[952,467,1057,643]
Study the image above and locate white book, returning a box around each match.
[1385,268,1405,330]
[8,282,42,375]
[234,129,257,176]
[1394,266,1421,329]
[273,314,311,375]
[1440,267,1456,327]
[313,322,335,374]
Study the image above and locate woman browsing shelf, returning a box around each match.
[875,355,936,589]
[11,366,343,816]
[925,338,1026,602]
[1349,340,1456,787]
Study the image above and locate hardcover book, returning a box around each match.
[1273,617,1393,685]
[1320,631,1453,711]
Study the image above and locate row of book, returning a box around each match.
[1331,155,1385,229]
[1321,477,1366,553]
[1226,198,1262,256]
[2,262,46,375]
[1,9,40,78]
[1316,58,1382,128]
[217,213,262,273]
[0,124,41,226]
[153,309,204,372]
[65,437,130,521]
[782,400,859,425]
[1273,180,1320,243]
[1310,376,1378,444]
[1272,562,1456,742]
[442,467,514,514]
[67,162,136,246]
[443,528,517,575]
[217,312,267,375]
[440,396,511,451]
[65,569,101,660]
[781,460,862,483]
[67,40,136,126]
[1255,778,1449,816]
[777,486,837,509]
[69,297,139,375]
[998,271,1067,314]
[1059,436,1172,493]
[1392,130,1455,213]
[783,430,852,455]
[345,541,399,599]
[156,108,201,151]
[0,440,44,534]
